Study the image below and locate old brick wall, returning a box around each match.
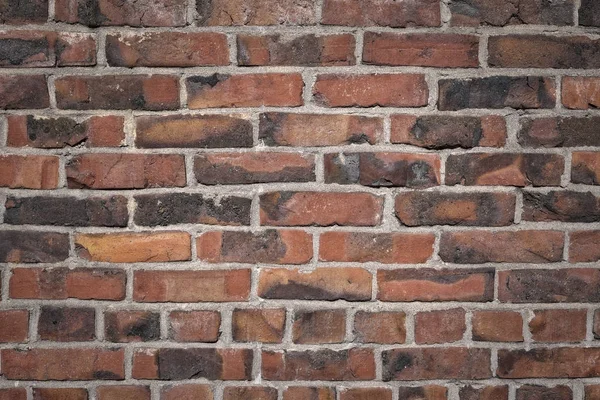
[0,0,600,399]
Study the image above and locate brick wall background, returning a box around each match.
[1,0,600,399]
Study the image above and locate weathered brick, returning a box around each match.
[0,389,26,400]
[97,386,150,400]
[415,308,466,344]
[134,269,250,302]
[105,310,160,342]
[579,0,600,27]
[562,77,600,109]
[1,348,124,380]
[0,155,59,189]
[324,152,441,188]
[489,35,600,68]
[440,230,564,263]
[197,230,312,264]
[363,32,478,67]
[38,306,95,341]
[259,113,383,146]
[319,231,435,264]
[519,116,600,147]
[0,75,49,109]
[391,115,506,149]
[195,152,315,184]
[445,153,564,186]
[498,269,600,303]
[55,75,179,110]
[283,387,336,400]
[340,388,392,400]
[472,311,523,342]
[0,0,48,24]
[232,308,285,343]
[5,196,128,227]
[595,310,600,339]
[169,311,221,342]
[262,349,375,380]
[10,267,126,300]
[398,386,448,400]
[33,388,88,400]
[0,310,29,343]
[197,0,317,25]
[382,348,491,381]
[223,387,277,400]
[570,231,600,263]
[572,152,600,185]
[238,34,355,66]
[497,347,600,378]
[522,191,600,222]
[134,193,251,226]
[132,348,252,380]
[586,386,600,400]
[0,231,69,263]
[439,77,555,110]
[314,74,428,107]
[354,311,406,344]
[459,385,508,400]
[516,385,572,400]
[258,267,372,301]
[161,385,213,400]
[75,232,191,263]
[292,310,345,344]
[395,192,515,226]
[450,0,574,26]
[56,0,187,26]
[186,73,303,108]
[66,154,186,189]
[529,309,586,343]
[260,191,383,226]
[321,0,440,27]
[378,268,494,302]
[107,32,228,67]
[135,115,252,148]
[7,115,124,148]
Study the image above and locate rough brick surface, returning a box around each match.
[0,0,598,396]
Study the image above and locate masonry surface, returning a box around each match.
[0,0,600,399]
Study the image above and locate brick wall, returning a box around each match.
[1,0,600,399]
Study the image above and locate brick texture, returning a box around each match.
[0,1,598,397]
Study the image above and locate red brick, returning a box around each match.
[293,309,345,344]
[0,310,29,342]
[0,389,26,400]
[161,385,213,400]
[260,191,383,226]
[238,34,355,66]
[322,0,440,27]
[258,267,372,301]
[0,155,59,189]
[33,388,88,400]
[529,309,587,342]
[472,311,523,342]
[55,75,179,110]
[314,74,428,107]
[105,310,160,342]
[440,230,565,264]
[572,152,600,185]
[319,231,435,264]
[0,230,69,263]
[75,232,191,263]
[415,308,466,344]
[259,113,382,146]
[169,311,221,342]
[197,0,317,25]
[262,348,375,381]
[391,114,506,149]
[197,230,312,264]
[66,154,186,189]
[107,32,228,67]
[587,386,600,400]
[134,269,251,302]
[522,191,600,222]
[450,0,574,26]
[383,348,491,380]
[56,0,187,26]
[516,385,571,400]
[195,152,315,184]
[519,116,600,147]
[570,230,600,263]
[232,308,285,343]
[497,347,600,378]
[283,387,336,400]
[340,388,392,400]
[0,75,49,109]
[398,386,448,400]
[364,32,478,67]
[97,386,150,400]
[594,311,600,339]
[186,73,303,108]
[395,192,515,226]
[324,152,441,188]
[1,348,124,380]
[135,115,252,148]
[562,77,600,109]
[0,0,47,24]
[459,386,508,400]
[378,268,494,302]
[223,387,277,400]
[38,306,95,342]
[354,311,406,344]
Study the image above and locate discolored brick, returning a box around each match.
[0,0,48,24]
[450,0,574,26]
[459,385,508,400]
[223,387,277,400]
[232,308,285,343]
[522,191,600,222]
[33,388,88,400]
[197,0,317,26]
[169,311,221,342]
[0,230,69,263]
[472,311,523,342]
[398,386,448,400]
[283,387,336,400]
[519,116,600,148]
[579,0,600,27]
[415,308,466,344]
[516,385,571,400]
[161,385,213,400]
[292,310,345,344]
[354,311,406,344]
[105,310,160,343]
[38,306,95,342]
[0,75,49,109]
[340,388,392,400]
[562,77,600,109]
[529,309,586,342]
[96,386,150,400]
[572,152,600,185]
[497,347,600,378]
[0,155,59,189]
[570,231,600,263]
[321,0,440,27]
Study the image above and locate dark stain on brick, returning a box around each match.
[220,230,288,262]
[0,38,49,65]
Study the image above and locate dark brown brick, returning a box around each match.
[0,389,26,400]
[497,347,600,378]
[522,191,600,222]
[516,385,572,400]
[450,0,574,26]
[439,76,555,110]
[398,386,448,400]
[459,386,508,400]
[321,0,440,27]
[0,0,48,24]
[580,0,600,27]
[33,388,88,400]
[38,306,95,342]
[0,75,49,109]
[0,231,69,263]
[519,116,600,147]
[292,310,346,344]
[572,152,600,185]
[105,310,160,342]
